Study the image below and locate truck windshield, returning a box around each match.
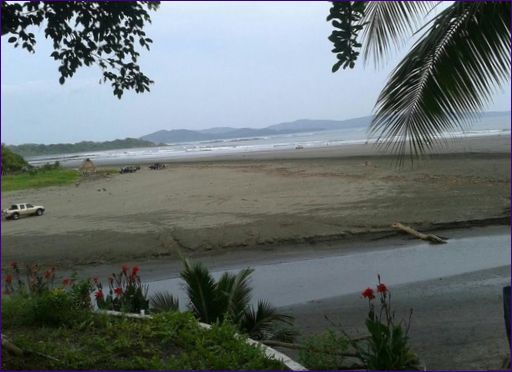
[10,205,18,210]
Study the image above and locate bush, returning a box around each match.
[93,265,149,313]
[1,144,28,174]
[2,295,37,327]
[356,277,420,370]
[2,310,286,370]
[32,289,76,326]
[300,277,420,370]
[3,263,94,328]
[299,330,353,370]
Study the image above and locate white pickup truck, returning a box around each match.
[2,203,45,220]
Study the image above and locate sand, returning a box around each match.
[280,265,510,370]
[1,135,510,268]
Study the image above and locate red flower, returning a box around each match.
[44,270,53,279]
[131,266,140,277]
[114,287,123,297]
[63,278,71,286]
[362,287,375,300]
[122,264,129,274]
[95,290,104,299]
[5,274,13,284]
[377,283,388,294]
[10,262,17,269]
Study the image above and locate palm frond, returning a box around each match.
[150,291,179,313]
[241,300,294,341]
[360,1,436,67]
[370,2,510,163]
[216,268,254,325]
[180,259,218,323]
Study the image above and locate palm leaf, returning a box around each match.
[149,291,179,313]
[180,259,218,323]
[360,1,436,67]
[241,300,294,341]
[216,268,254,325]
[370,2,510,163]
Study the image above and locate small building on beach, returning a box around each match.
[79,158,96,175]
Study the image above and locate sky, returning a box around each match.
[1,1,510,145]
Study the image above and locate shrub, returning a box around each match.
[1,144,28,174]
[355,276,420,370]
[299,330,353,370]
[3,263,94,328]
[4,262,56,296]
[300,276,420,370]
[93,265,149,313]
[150,291,180,313]
[32,289,76,326]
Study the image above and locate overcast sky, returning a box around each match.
[2,1,510,145]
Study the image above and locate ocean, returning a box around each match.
[27,115,511,167]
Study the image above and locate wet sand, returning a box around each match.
[2,135,510,268]
[281,266,510,370]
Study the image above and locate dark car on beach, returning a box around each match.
[120,166,140,174]
[149,163,166,170]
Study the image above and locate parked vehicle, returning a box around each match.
[120,166,140,174]
[2,203,45,220]
[149,163,166,170]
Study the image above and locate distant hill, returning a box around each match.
[141,111,510,144]
[140,117,374,144]
[8,138,159,157]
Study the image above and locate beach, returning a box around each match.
[2,134,510,370]
[2,134,510,268]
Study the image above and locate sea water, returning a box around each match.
[26,115,511,167]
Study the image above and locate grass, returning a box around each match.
[2,295,286,370]
[2,169,80,192]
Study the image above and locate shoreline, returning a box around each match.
[27,133,511,168]
[2,134,510,269]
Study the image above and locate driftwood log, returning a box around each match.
[392,223,446,244]
[2,335,23,356]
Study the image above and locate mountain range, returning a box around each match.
[140,116,374,144]
[140,111,511,144]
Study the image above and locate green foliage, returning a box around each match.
[2,2,159,98]
[300,278,420,370]
[3,265,93,328]
[327,1,366,71]
[181,259,295,341]
[31,289,78,327]
[354,278,420,370]
[93,265,149,313]
[370,2,511,162]
[328,1,511,161]
[1,144,29,174]
[241,300,297,342]
[299,330,352,370]
[4,263,57,296]
[2,295,37,328]
[2,311,285,370]
[356,316,420,370]
[2,168,80,191]
[8,138,159,157]
[150,291,180,313]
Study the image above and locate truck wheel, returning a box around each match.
[36,209,44,216]
[12,213,19,220]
